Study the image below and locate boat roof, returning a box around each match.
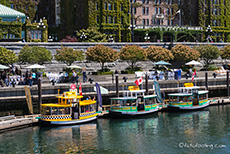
[143,95,157,98]
[41,104,72,107]
[179,86,200,90]
[56,95,83,99]
[198,90,209,95]
[110,97,137,100]
[168,93,193,97]
[124,90,146,93]
[79,100,97,106]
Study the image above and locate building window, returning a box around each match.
[108,16,112,23]
[146,0,149,4]
[108,3,112,10]
[26,5,28,10]
[171,20,173,25]
[134,7,136,14]
[114,4,116,10]
[146,7,149,15]
[10,4,14,9]
[104,2,107,10]
[146,19,149,25]
[142,19,145,25]
[96,2,98,10]
[30,30,41,39]
[121,16,123,24]
[158,0,161,4]
[167,20,170,25]
[35,5,38,11]
[142,7,145,15]
[120,4,123,11]
[114,17,116,23]
[155,8,157,14]
[96,16,99,23]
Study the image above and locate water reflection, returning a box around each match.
[0,105,229,154]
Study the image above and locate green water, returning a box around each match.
[0,105,229,154]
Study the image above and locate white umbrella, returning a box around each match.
[185,60,203,66]
[66,65,82,69]
[26,64,46,69]
[0,64,9,69]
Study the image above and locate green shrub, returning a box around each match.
[31,39,41,42]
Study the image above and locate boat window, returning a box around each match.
[44,107,51,115]
[126,99,137,106]
[145,98,154,105]
[111,100,119,106]
[199,94,207,100]
[179,96,184,102]
[170,96,178,102]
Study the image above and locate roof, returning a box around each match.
[168,93,193,97]
[0,4,26,18]
[41,104,72,108]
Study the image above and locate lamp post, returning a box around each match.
[37,18,46,42]
[144,33,150,42]
[206,25,212,43]
[108,35,114,42]
[80,32,87,42]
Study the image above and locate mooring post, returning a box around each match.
[145,73,149,95]
[38,78,42,113]
[116,74,119,97]
[227,70,229,97]
[205,72,208,90]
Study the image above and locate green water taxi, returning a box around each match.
[109,86,159,118]
[40,91,98,125]
[167,83,210,111]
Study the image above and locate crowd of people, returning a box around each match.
[0,66,43,87]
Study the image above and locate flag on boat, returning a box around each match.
[95,83,102,107]
[191,70,196,81]
[135,77,143,86]
[79,83,82,96]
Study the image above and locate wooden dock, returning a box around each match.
[0,114,40,133]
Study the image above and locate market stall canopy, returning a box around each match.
[66,65,82,69]
[185,60,203,66]
[153,60,171,66]
[0,64,9,69]
[26,64,46,69]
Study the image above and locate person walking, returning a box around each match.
[83,68,87,83]
[72,70,78,84]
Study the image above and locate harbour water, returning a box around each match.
[0,105,229,154]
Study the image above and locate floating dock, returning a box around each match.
[0,114,40,133]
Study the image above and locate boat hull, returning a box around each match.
[167,101,210,111]
[39,116,97,126]
[109,108,159,118]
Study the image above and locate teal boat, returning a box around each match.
[109,89,159,118]
[167,85,210,111]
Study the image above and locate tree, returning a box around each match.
[194,45,220,66]
[86,44,118,71]
[220,44,230,60]
[55,46,85,66]
[119,45,147,68]
[31,46,52,64]
[18,45,52,64]
[0,46,17,65]
[76,27,108,42]
[146,46,174,62]
[171,44,200,62]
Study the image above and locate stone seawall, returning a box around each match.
[0,42,228,55]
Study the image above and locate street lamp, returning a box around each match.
[37,18,46,42]
[80,32,87,41]
[144,33,150,42]
[48,36,53,42]
[206,25,212,43]
[108,35,114,42]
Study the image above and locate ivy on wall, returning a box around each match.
[0,18,22,39]
[198,0,230,42]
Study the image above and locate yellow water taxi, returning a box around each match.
[40,91,98,125]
